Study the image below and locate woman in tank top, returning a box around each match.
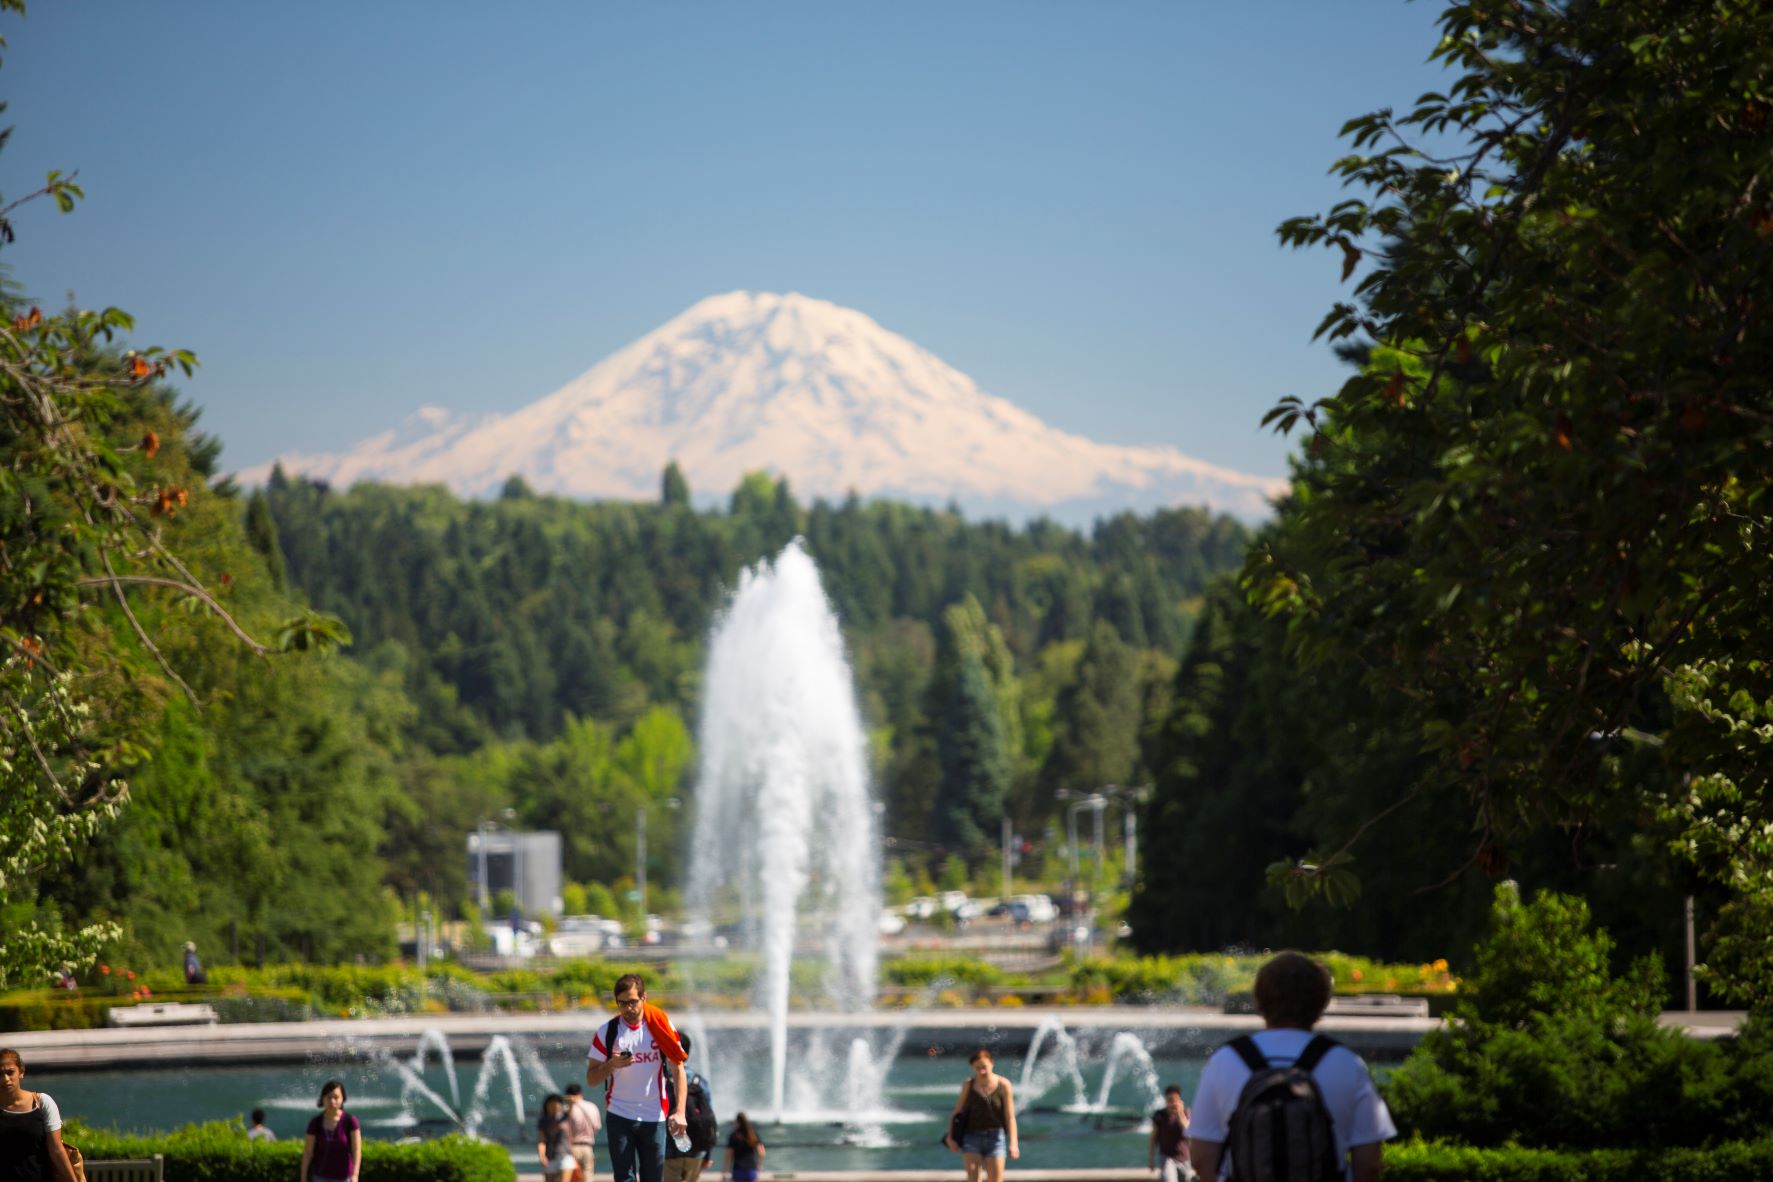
[944,1048,1019,1182]
[0,1048,79,1182]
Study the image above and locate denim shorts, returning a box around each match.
[961,1128,1006,1158]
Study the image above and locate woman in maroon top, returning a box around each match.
[1148,1084,1195,1182]
[301,1080,362,1182]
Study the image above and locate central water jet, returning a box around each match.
[687,541,880,1118]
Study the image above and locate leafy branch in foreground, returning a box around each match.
[0,106,345,988]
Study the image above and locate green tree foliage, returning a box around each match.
[1386,883,1773,1148]
[933,651,1011,861]
[1041,620,1143,796]
[0,36,346,980]
[1130,574,1695,970]
[661,461,691,507]
[263,476,1249,867]
[1242,0,1773,1000]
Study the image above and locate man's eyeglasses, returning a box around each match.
[616,995,644,1008]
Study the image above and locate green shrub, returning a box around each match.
[65,1121,512,1182]
[883,956,1003,988]
[1385,884,1773,1149]
[1385,1137,1773,1181]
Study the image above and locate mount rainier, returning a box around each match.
[243,291,1285,523]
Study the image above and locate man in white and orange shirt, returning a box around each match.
[587,973,689,1182]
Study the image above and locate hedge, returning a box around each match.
[1386,1137,1773,1181]
[65,1121,513,1182]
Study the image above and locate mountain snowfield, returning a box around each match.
[242,291,1286,522]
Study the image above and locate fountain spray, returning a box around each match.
[687,540,880,1117]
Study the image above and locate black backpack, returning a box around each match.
[1223,1033,1342,1182]
[664,1066,718,1158]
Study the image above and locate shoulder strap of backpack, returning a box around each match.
[1227,1035,1267,1073]
[603,1016,622,1058]
[1294,1033,1338,1074]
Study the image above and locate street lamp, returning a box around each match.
[473,807,517,913]
[1056,789,1108,954]
[1100,784,1152,888]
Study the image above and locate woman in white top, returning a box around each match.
[0,1048,80,1182]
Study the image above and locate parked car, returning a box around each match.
[904,896,938,921]
[938,890,970,915]
[989,900,1033,926]
[878,910,908,936]
[1013,893,1060,924]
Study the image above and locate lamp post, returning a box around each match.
[1057,789,1108,954]
[636,808,647,922]
[1099,784,1152,888]
[475,819,492,911]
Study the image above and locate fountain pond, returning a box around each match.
[38,1021,1215,1172]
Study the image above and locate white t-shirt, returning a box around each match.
[587,1016,677,1122]
[1189,1029,1396,1181]
[31,1093,63,1132]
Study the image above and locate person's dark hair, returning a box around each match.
[1163,1084,1182,1099]
[968,1047,993,1065]
[1252,951,1334,1029]
[614,973,646,998]
[317,1079,348,1107]
[250,1108,267,1125]
[564,1083,583,1096]
[680,1032,693,1056]
[734,1112,760,1148]
[543,1092,565,1113]
[0,1048,20,1071]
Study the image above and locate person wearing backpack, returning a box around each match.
[1187,953,1394,1182]
[663,1034,717,1182]
[586,973,690,1182]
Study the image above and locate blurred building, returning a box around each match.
[466,829,562,917]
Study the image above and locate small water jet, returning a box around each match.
[463,1035,527,1138]
[1019,1016,1088,1110]
[1087,1032,1164,1116]
[358,1044,461,1129]
[411,1028,462,1109]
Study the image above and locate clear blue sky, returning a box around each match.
[2,1,1451,481]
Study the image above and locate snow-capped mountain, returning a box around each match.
[242,292,1285,522]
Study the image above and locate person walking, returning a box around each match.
[586,973,689,1182]
[538,1093,582,1182]
[301,1079,362,1182]
[722,1113,765,1182]
[0,1049,79,1182]
[944,1048,1018,1182]
[564,1083,603,1180]
[183,940,207,985]
[663,1034,716,1182]
[1148,1085,1195,1182]
[1188,952,1395,1182]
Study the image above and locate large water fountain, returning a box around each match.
[686,540,881,1118]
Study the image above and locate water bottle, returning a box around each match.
[672,1129,693,1154]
